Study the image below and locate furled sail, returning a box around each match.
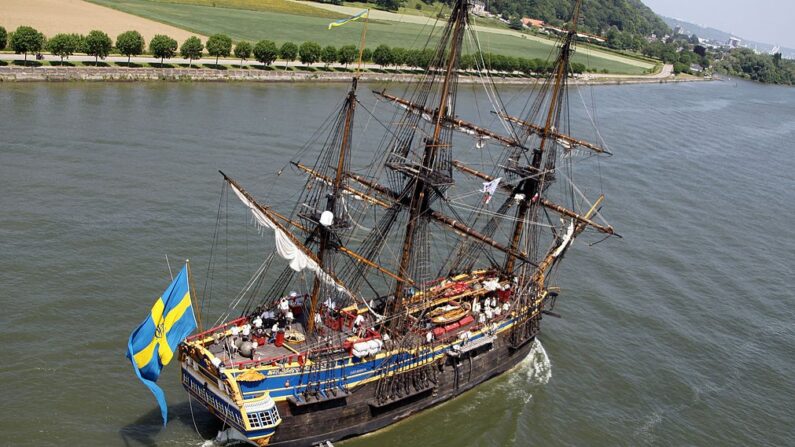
[227,179,346,293]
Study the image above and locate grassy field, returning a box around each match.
[150,0,344,18]
[85,0,649,74]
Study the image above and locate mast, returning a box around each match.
[503,0,583,275]
[393,0,469,306]
[307,77,358,333]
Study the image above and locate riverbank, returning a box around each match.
[0,65,701,85]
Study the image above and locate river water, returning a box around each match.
[0,79,793,447]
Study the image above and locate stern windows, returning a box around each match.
[247,407,281,428]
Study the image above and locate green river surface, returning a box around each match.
[0,79,793,446]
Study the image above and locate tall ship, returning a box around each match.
[177,0,617,445]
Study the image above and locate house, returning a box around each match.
[470,0,486,16]
[728,37,741,48]
[521,17,545,28]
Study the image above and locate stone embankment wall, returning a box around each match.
[0,66,693,85]
[0,66,525,84]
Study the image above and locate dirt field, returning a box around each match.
[0,0,200,41]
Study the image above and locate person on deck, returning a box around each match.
[352,311,366,337]
[279,297,290,316]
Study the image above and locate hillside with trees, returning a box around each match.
[486,0,670,37]
[714,49,795,85]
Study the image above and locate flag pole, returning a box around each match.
[186,259,203,332]
[355,9,369,75]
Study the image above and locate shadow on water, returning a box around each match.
[119,401,223,447]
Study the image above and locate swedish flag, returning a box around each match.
[127,264,197,425]
[328,8,369,29]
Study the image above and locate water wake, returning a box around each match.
[526,338,552,385]
[501,339,552,405]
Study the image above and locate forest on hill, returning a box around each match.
[485,0,670,37]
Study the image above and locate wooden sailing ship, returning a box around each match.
[178,0,618,445]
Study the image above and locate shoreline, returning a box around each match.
[0,65,703,85]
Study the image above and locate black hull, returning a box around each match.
[267,332,537,447]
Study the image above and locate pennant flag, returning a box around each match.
[481,177,502,204]
[328,9,369,29]
[127,264,197,425]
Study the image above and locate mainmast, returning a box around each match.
[503,0,583,275]
[393,0,469,306]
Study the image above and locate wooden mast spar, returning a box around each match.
[503,0,584,275]
[306,78,358,333]
[393,0,469,310]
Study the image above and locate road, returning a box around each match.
[0,53,674,82]
[580,63,673,81]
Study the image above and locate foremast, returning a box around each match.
[503,0,584,277]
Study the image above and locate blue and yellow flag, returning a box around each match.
[127,264,196,425]
[328,8,369,29]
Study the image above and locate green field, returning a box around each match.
[87,0,649,74]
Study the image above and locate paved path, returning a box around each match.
[581,63,673,81]
[0,64,699,86]
[0,54,673,82]
[0,52,369,69]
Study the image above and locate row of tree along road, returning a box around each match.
[0,25,592,75]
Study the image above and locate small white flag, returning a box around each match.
[481,177,502,204]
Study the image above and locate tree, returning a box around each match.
[372,44,392,67]
[234,41,252,67]
[47,33,79,63]
[206,33,232,66]
[673,62,690,75]
[338,45,357,67]
[84,30,112,65]
[509,17,523,30]
[375,0,403,11]
[390,47,407,67]
[279,42,298,68]
[361,48,373,63]
[570,62,586,74]
[299,41,321,66]
[459,53,475,71]
[116,30,145,64]
[180,36,204,68]
[0,26,7,51]
[10,26,45,63]
[149,34,177,65]
[253,40,278,67]
[321,45,337,66]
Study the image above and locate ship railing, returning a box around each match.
[186,316,248,343]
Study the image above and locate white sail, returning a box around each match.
[552,221,575,258]
[228,182,346,293]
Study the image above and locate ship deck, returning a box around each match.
[203,320,362,365]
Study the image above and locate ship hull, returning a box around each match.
[268,332,535,446]
[180,273,546,446]
[179,316,536,447]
